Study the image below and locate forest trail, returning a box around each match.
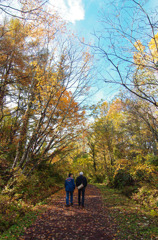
[18,185,117,240]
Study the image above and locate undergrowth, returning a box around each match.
[0,162,65,239]
[96,184,158,240]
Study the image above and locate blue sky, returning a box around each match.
[1,0,157,107]
[49,0,158,104]
[49,0,119,103]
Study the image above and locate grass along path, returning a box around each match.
[96,184,158,240]
[1,184,158,239]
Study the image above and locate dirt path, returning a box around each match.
[19,185,117,240]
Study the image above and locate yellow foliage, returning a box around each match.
[150,210,158,216]
[134,33,158,67]
[114,159,130,174]
[134,163,155,174]
[134,40,145,52]
[149,32,158,62]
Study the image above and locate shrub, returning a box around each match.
[132,186,158,211]
[121,185,139,197]
[0,194,29,234]
[148,155,158,166]
[132,163,158,186]
[114,169,134,189]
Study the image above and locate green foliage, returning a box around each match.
[0,174,63,235]
[0,158,12,189]
[114,169,134,189]
[0,211,39,240]
[132,186,158,211]
[121,185,139,197]
[17,165,63,204]
[132,160,158,186]
[37,161,64,188]
[0,158,65,235]
[0,194,31,234]
[147,155,158,166]
[0,115,18,168]
[71,152,93,179]
[89,172,106,183]
[96,184,158,239]
[2,168,27,197]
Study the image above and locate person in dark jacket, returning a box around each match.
[76,172,87,207]
[65,173,75,207]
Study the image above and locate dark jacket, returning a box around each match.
[76,175,87,188]
[65,177,75,192]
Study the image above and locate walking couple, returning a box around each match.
[65,172,87,207]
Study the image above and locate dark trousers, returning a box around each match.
[78,188,85,206]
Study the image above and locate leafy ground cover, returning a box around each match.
[0,211,39,240]
[0,161,65,239]
[1,184,158,240]
[0,184,62,240]
[96,184,158,240]
[17,185,117,240]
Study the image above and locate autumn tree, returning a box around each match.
[87,100,123,182]
[121,92,158,156]
[87,95,158,184]
[0,0,48,19]
[93,0,158,107]
[0,1,93,188]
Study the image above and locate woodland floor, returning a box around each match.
[18,185,118,240]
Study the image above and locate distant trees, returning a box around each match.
[87,96,158,185]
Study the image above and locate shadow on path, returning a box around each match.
[19,185,117,240]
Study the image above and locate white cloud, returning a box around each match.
[49,0,85,24]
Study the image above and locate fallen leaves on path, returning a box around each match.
[18,185,117,240]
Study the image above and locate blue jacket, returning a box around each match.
[65,177,75,192]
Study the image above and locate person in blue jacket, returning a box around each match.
[65,173,75,207]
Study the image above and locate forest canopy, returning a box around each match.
[0,0,92,185]
[0,0,158,221]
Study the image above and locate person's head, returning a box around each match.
[79,172,83,176]
[69,173,73,177]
